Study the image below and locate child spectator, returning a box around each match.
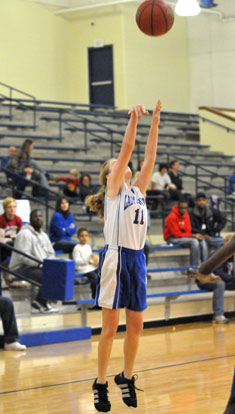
[1,146,17,168]
[55,168,80,198]
[72,228,99,300]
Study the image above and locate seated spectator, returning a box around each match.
[151,163,175,203]
[189,192,226,261]
[0,197,22,263]
[168,159,194,206]
[164,198,200,269]
[72,228,99,299]
[49,196,78,254]
[79,173,94,202]
[132,160,144,184]
[6,139,49,198]
[0,296,26,350]
[214,234,235,290]
[1,146,17,168]
[9,209,58,313]
[228,167,235,196]
[54,168,80,198]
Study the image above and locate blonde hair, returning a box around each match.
[3,197,17,211]
[70,168,78,176]
[86,159,112,220]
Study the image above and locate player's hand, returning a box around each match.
[188,268,221,283]
[128,104,149,120]
[152,99,162,126]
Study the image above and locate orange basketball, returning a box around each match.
[136,0,175,37]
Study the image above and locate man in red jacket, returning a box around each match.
[164,198,200,268]
[164,198,228,323]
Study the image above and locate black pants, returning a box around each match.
[84,270,98,299]
[14,265,47,306]
[0,297,19,344]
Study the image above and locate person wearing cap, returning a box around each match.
[189,192,226,262]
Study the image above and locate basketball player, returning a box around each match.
[86,100,162,413]
[194,234,235,414]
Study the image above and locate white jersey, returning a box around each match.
[103,183,147,250]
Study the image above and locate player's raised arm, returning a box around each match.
[107,104,149,198]
[133,99,162,195]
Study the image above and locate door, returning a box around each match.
[88,45,114,107]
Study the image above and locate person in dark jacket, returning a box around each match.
[168,160,194,206]
[214,234,235,290]
[49,196,78,253]
[190,192,226,261]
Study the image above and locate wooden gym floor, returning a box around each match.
[1,320,235,414]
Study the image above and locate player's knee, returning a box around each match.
[127,319,143,336]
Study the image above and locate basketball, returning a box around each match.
[136,0,175,37]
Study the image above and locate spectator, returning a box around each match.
[132,160,144,184]
[72,227,99,299]
[54,168,80,198]
[168,159,194,206]
[190,192,226,261]
[0,296,26,350]
[0,197,22,262]
[49,196,78,254]
[9,209,58,313]
[228,167,235,196]
[79,173,94,202]
[164,198,200,269]
[151,163,175,202]
[6,139,49,197]
[1,146,17,168]
[214,234,235,290]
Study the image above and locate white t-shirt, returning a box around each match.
[72,243,97,274]
[103,183,147,250]
[151,171,171,190]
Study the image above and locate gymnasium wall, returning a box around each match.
[121,4,189,111]
[0,0,70,100]
[68,6,126,107]
[187,0,235,112]
[68,4,189,111]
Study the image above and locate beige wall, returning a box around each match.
[0,0,69,100]
[122,4,189,111]
[68,6,125,107]
[199,108,235,156]
[0,1,189,111]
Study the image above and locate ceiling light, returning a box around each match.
[175,0,201,16]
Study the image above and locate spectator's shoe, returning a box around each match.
[92,379,111,413]
[224,394,235,414]
[4,342,26,351]
[114,372,143,408]
[213,314,229,324]
[31,300,59,314]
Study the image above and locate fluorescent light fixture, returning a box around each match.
[175,0,201,16]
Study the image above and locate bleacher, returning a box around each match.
[0,90,234,345]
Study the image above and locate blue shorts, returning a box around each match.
[95,245,147,311]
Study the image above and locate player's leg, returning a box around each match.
[114,309,144,408]
[92,307,120,413]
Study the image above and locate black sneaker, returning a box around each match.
[114,372,143,408]
[224,394,235,414]
[92,379,111,413]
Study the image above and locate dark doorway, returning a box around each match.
[88,45,114,107]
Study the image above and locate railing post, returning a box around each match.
[84,119,88,149]
[110,132,113,158]
[45,190,49,232]
[195,165,198,194]
[33,100,37,129]
[9,87,13,120]
[59,111,62,137]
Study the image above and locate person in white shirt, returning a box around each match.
[149,163,175,205]
[72,228,99,299]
